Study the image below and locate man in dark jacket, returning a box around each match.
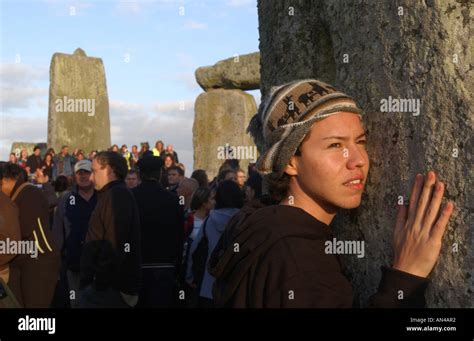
[210,79,454,308]
[25,146,42,174]
[79,151,141,308]
[133,156,184,307]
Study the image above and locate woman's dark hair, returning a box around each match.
[217,169,236,182]
[215,180,244,209]
[218,159,239,174]
[1,164,28,196]
[246,172,263,198]
[141,150,153,158]
[163,154,175,165]
[190,187,212,211]
[265,146,302,202]
[140,142,150,151]
[265,173,291,202]
[0,163,27,183]
[191,169,208,188]
[43,152,53,165]
[95,151,128,180]
[167,165,184,177]
[54,175,69,192]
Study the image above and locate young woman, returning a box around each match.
[17,149,28,170]
[160,154,176,188]
[210,79,454,308]
[41,152,54,180]
[189,181,243,308]
[8,153,17,164]
[181,187,215,306]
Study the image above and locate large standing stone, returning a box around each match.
[193,89,257,180]
[258,0,473,307]
[48,48,111,154]
[195,52,260,91]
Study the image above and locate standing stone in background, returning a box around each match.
[195,52,260,91]
[10,142,47,158]
[193,89,257,180]
[48,48,111,154]
[257,0,473,307]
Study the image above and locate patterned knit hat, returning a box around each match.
[247,79,363,177]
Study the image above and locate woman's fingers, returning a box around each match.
[407,173,423,225]
[430,202,454,241]
[424,181,445,228]
[413,171,437,229]
[395,204,407,234]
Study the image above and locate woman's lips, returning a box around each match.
[343,179,364,190]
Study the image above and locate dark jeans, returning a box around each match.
[138,265,176,308]
[9,254,60,308]
[78,285,130,308]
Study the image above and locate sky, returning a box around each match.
[0,0,260,174]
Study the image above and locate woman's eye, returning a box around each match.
[357,139,367,146]
[329,143,342,148]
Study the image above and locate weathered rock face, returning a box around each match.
[48,48,111,154]
[195,52,260,91]
[193,89,257,180]
[258,0,473,307]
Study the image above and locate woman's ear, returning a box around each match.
[284,155,299,176]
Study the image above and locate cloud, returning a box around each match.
[174,72,200,91]
[0,63,49,112]
[1,87,48,111]
[0,113,48,161]
[109,99,195,173]
[0,63,48,86]
[183,20,208,30]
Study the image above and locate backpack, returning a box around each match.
[191,217,209,288]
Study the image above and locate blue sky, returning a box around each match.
[0,0,260,174]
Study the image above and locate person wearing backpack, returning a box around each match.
[187,180,243,308]
[181,187,214,307]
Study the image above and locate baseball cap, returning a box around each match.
[74,159,92,173]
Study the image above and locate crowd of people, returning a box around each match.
[0,139,263,308]
[0,79,453,309]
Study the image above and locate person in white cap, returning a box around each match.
[52,159,97,307]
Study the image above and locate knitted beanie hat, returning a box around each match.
[247,79,363,178]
